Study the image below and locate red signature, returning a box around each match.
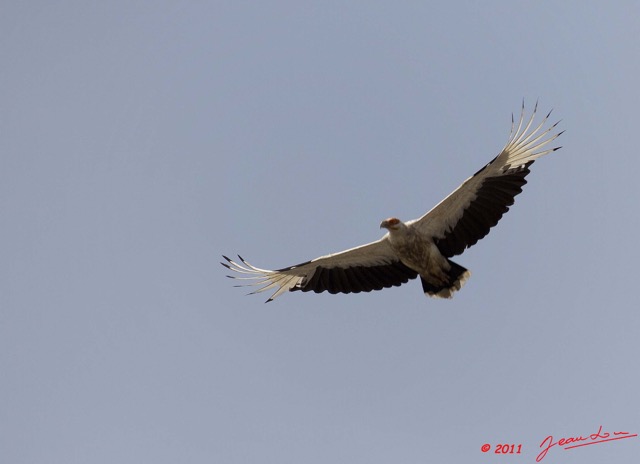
[536,425,637,462]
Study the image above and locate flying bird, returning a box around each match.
[222,103,562,302]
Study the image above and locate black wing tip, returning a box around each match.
[222,254,250,266]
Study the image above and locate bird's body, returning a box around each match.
[381,218,469,298]
[223,103,562,302]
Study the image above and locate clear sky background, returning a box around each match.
[2,2,639,463]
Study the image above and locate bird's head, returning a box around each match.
[380,217,404,232]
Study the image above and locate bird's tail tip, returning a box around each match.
[421,260,471,299]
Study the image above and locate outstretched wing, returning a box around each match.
[222,238,417,302]
[410,102,563,257]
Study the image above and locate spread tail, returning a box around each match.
[421,259,471,299]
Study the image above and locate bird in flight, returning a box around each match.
[222,103,562,302]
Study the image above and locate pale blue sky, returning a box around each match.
[2,2,639,463]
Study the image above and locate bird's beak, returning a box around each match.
[379,220,388,229]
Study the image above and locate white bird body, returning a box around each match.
[223,103,562,302]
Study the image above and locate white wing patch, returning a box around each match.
[222,255,303,302]
[500,101,563,170]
